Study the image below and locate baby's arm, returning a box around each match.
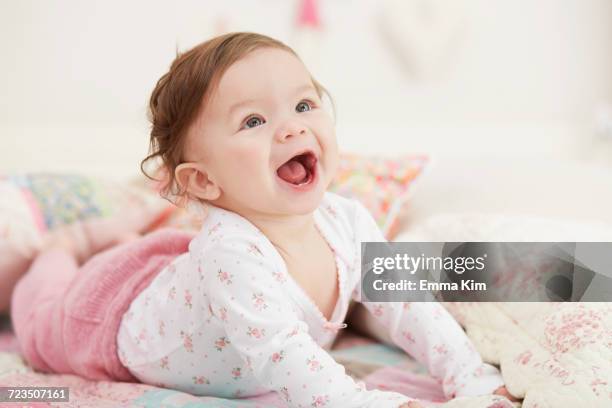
[201,234,413,408]
[352,201,505,399]
[356,301,504,398]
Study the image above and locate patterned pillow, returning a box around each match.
[329,153,428,239]
[0,173,163,257]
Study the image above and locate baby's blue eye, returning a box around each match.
[243,115,265,129]
[296,101,312,113]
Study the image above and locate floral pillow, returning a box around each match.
[328,153,428,239]
[0,173,166,257]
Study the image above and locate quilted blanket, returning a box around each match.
[444,302,612,408]
[394,213,612,408]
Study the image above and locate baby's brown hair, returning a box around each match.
[141,32,328,205]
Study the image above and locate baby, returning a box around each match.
[11,32,515,407]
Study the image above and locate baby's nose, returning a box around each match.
[275,121,307,142]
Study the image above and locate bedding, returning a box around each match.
[0,174,167,257]
[394,213,612,407]
[443,302,612,408]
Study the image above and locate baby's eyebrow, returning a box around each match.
[228,98,259,117]
[293,84,317,95]
[227,84,318,117]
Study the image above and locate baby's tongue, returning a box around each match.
[277,158,307,184]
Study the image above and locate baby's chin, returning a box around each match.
[274,188,326,216]
[215,187,326,219]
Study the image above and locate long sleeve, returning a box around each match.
[200,232,413,408]
[352,201,505,398]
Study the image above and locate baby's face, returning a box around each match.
[186,48,338,217]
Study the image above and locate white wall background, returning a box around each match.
[1,0,611,180]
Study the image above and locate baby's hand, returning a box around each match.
[399,402,424,408]
[493,385,520,402]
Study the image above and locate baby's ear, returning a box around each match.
[175,163,221,201]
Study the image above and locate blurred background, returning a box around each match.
[1,0,612,180]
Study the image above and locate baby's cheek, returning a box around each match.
[313,114,336,149]
[228,146,268,179]
[234,146,259,164]
[316,118,338,176]
[211,147,246,181]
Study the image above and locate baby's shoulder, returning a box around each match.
[188,205,280,267]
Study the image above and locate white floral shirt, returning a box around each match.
[116,192,503,407]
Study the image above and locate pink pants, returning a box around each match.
[10,228,195,382]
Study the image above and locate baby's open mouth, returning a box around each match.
[276,151,317,186]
